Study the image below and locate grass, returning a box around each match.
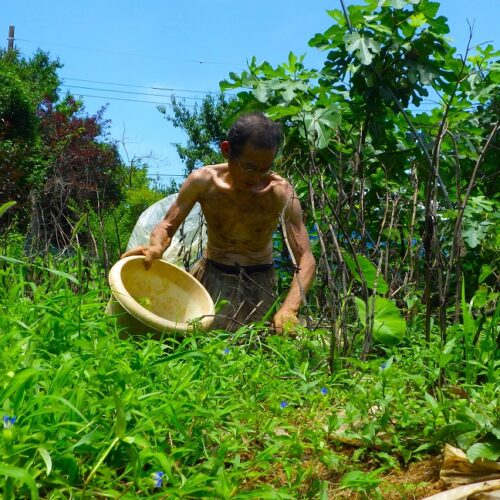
[0,251,498,498]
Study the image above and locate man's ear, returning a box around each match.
[220,140,230,159]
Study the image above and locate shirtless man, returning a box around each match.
[122,112,316,333]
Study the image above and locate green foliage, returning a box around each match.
[342,251,388,294]
[0,65,37,141]
[0,248,497,496]
[339,468,383,497]
[59,162,178,265]
[0,2,499,492]
[0,50,62,223]
[159,93,235,175]
[467,442,500,463]
[355,296,406,346]
[86,174,171,263]
[461,196,498,249]
[0,202,16,220]
[0,49,128,247]
[219,0,499,355]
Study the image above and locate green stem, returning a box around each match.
[82,436,120,497]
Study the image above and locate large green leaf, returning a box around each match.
[344,32,381,65]
[302,107,341,149]
[466,442,500,463]
[37,448,52,476]
[266,104,301,120]
[342,251,388,294]
[462,222,490,249]
[355,296,406,346]
[253,82,269,103]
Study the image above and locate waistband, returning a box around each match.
[206,258,273,275]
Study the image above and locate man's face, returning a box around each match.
[229,143,277,190]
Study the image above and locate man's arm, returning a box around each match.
[274,188,316,333]
[121,169,206,269]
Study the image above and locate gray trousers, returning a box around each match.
[190,258,276,332]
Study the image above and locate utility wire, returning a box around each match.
[68,93,196,107]
[61,84,207,101]
[60,87,480,114]
[61,77,235,96]
[147,173,185,177]
[15,37,242,66]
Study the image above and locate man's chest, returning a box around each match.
[200,190,284,231]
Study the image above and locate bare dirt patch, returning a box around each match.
[378,455,445,499]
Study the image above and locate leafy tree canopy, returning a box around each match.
[158,93,236,175]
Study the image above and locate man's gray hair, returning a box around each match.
[228,112,282,158]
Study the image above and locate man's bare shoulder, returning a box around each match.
[269,172,294,200]
[188,164,221,180]
[269,171,292,188]
[188,164,229,184]
[182,164,225,191]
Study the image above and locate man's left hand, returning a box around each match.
[273,308,299,335]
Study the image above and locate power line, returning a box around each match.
[67,93,196,107]
[15,37,242,66]
[61,77,235,96]
[147,173,185,177]
[61,84,207,101]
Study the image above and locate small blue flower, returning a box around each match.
[320,387,328,396]
[380,362,388,370]
[153,471,164,488]
[3,416,16,429]
[222,347,230,355]
[280,401,288,409]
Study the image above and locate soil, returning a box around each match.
[378,456,445,499]
[324,454,445,499]
[240,450,446,499]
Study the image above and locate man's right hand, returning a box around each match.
[121,244,164,270]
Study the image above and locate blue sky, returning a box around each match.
[3,0,499,183]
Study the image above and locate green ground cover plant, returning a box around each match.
[0,248,497,498]
[1,0,498,496]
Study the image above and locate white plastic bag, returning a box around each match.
[126,194,207,270]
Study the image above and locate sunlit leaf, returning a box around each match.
[479,265,493,283]
[344,33,381,65]
[408,12,426,28]
[467,442,500,463]
[266,105,301,119]
[355,296,406,345]
[253,82,269,103]
[37,448,52,476]
[342,251,388,294]
[0,201,16,219]
[0,368,39,406]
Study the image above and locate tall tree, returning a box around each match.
[28,95,122,252]
[220,0,499,354]
[0,49,124,252]
[0,49,61,225]
[158,93,235,175]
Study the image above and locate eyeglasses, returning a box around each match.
[235,158,274,175]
